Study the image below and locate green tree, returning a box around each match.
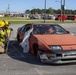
[74,10,76,15]
[55,9,61,14]
[25,10,30,14]
[65,9,73,14]
[25,8,76,15]
[46,7,55,14]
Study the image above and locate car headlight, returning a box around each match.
[51,46,62,50]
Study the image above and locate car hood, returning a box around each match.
[34,34,76,45]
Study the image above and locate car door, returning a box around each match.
[21,24,32,40]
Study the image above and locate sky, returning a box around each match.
[0,0,76,13]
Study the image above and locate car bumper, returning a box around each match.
[39,50,76,64]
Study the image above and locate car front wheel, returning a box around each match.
[17,34,21,42]
[33,44,39,56]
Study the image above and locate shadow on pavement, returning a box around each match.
[7,40,76,66]
[7,40,44,65]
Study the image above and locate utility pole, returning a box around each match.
[7,4,10,16]
[60,0,65,22]
[33,6,34,14]
[44,0,46,23]
[63,0,65,15]
[62,0,65,22]
[55,0,62,22]
[61,0,62,22]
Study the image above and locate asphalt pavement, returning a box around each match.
[0,24,76,75]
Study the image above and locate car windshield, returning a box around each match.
[32,24,69,34]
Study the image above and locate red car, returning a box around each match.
[17,23,76,64]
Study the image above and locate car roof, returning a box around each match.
[23,23,60,28]
[32,23,59,26]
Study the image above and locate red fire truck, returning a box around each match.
[55,14,67,20]
[67,15,76,20]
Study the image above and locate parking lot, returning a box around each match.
[0,24,76,75]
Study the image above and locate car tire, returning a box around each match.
[17,34,20,42]
[37,51,43,63]
[37,50,40,59]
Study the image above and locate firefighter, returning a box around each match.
[0,20,13,53]
[0,21,6,52]
[3,20,11,39]
[2,20,13,51]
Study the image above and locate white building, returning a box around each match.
[0,13,4,17]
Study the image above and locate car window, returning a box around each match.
[26,26,30,31]
[33,24,68,34]
[20,24,31,32]
[33,25,53,34]
[54,25,68,34]
[20,25,26,32]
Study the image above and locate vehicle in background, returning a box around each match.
[55,14,66,21]
[48,15,55,20]
[67,15,76,20]
[41,14,55,20]
[17,23,76,64]
[30,14,40,19]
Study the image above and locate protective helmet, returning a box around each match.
[5,20,9,25]
[3,20,10,28]
[0,21,5,27]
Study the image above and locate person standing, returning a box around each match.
[0,21,6,52]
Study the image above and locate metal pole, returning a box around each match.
[63,0,65,14]
[44,0,46,23]
[63,0,65,22]
[61,0,62,22]
[7,4,10,17]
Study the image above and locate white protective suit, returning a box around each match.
[20,28,33,53]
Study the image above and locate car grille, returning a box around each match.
[56,51,76,59]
